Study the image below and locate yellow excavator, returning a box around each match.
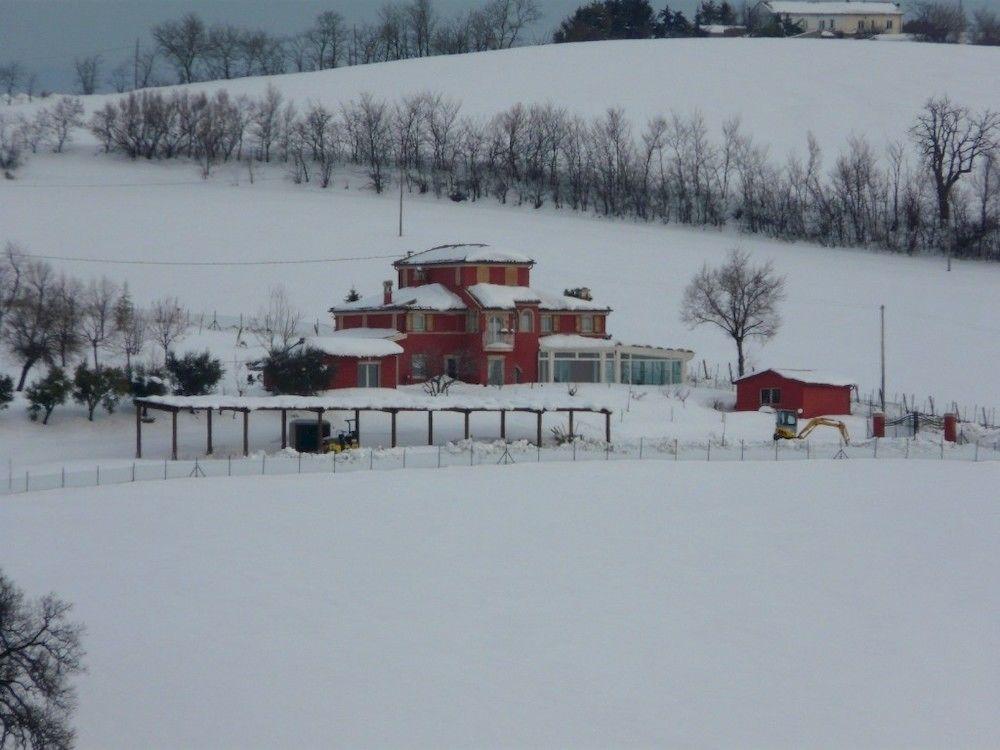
[773,409,850,444]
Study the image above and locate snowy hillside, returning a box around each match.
[2,461,997,748]
[16,38,1000,157]
[4,150,998,408]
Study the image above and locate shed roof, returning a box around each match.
[395,243,533,267]
[764,1,901,14]
[734,368,856,387]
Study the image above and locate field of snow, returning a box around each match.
[10,38,1000,158]
[1,460,997,748]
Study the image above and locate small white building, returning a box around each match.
[756,1,904,35]
[536,335,694,386]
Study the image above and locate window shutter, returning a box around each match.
[505,266,516,285]
[426,314,433,332]
[575,315,581,332]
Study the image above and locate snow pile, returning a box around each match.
[1,460,997,748]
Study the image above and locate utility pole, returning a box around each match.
[398,168,404,237]
[879,304,886,412]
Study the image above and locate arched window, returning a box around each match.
[519,309,533,332]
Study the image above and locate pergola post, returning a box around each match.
[316,409,325,454]
[464,410,470,440]
[427,411,434,445]
[206,408,213,455]
[500,410,506,440]
[280,409,287,449]
[171,409,178,461]
[354,409,360,437]
[135,403,142,459]
[390,410,398,448]
[242,409,249,457]
[568,410,575,439]
[604,410,611,443]
[536,410,543,447]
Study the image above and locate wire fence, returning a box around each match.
[5,435,999,495]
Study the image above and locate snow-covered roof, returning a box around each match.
[332,283,466,312]
[734,368,856,386]
[539,334,615,351]
[764,1,901,14]
[305,336,403,358]
[138,389,613,413]
[467,284,610,311]
[395,243,533,267]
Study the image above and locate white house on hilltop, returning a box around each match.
[756,1,904,35]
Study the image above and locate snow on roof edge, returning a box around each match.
[733,368,856,386]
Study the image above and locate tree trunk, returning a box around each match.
[936,183,950,226]
[16,358,36,391]
[92,342,99,369]
[735,337,746,378]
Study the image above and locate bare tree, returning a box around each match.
[48,96,85,153]
[906,0,967,42]
[407,0,437,56]
[73,54,102,95]
[0,243,25,330]
[132,40,158,89]
[152,13,207,83]
[148,297,190,360]
[2,258,59,390]
[112,283,147,370]
[205,24,244,80]
[480,0,541,48]
[680,249,786,377]
[51,275,85,367]
[249,286,302,355]
[0,114,23,175]
[80,277,119,368]
[0,61,23,100]
[910,96,1000,226]
[308,11,348,69]
[971,8,1000,45]
[0,569,85,750]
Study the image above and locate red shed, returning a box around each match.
[734,369,854,418]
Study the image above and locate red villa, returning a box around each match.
[320,243,694,388]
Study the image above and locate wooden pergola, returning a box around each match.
[134,394,613,460]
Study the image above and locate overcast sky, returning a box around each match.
[2,0,996,93]
[1,0,585,92]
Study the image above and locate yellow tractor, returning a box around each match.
[773,409,850,444]
[323,417,360,454]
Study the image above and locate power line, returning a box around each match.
[18,251,405,268]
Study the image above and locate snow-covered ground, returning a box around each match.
[1,460,997,748]
[3,149,998,413]
[8,38,1000,157]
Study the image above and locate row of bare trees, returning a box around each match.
[0,244,191,391]
[86,87,1000,261]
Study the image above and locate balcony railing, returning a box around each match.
[483,330,514,350]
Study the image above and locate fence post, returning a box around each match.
[806,440,810,460]
[605,442,610,460]
[437,445,442,468]
[61,467,66,489]
[470,443,474,466]
[96,466,100,486]
[905,439,909,459]
[25,471,28,492]
[941,440,944,460]
[741,440,745,461]
[164,460,167,480]
[332,453,336,473]
[674,438,679,461]
[370,448,374,470]
[403,447,407,469]
[707,441,711,461]
[639,437,644,460]
[573,441,577,461]
[228,455,232,476]
[974,441,979,462]
[262,454,266,475]
[774,441,779,461]
[298,454,302,473]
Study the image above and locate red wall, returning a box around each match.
[735,372,851,417]
[396,263,533,292]
[326,354,399,389]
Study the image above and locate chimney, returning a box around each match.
[383,280,393,306]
